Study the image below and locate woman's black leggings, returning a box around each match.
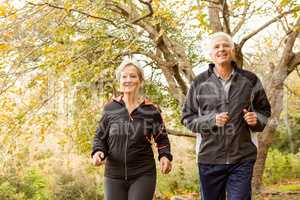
[104,173,156,200]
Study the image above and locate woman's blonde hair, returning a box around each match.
[115,58,145,94]
[115,58,145,82]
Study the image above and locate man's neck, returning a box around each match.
[215,62,233,80]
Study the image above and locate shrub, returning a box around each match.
[0,168,51,200]
[263,148,300,185]
[0,182,26,200]
[156,160,199,197]
[51,165,104,200]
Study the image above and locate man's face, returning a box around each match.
[210,37,234,65]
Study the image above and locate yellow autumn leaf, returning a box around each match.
[0,43,11,51]
[40,127,46,143]
[0,5,6,16]
[64,1,72,12]
[191,5,198,11]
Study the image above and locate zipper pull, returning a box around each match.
[129,115,133,121]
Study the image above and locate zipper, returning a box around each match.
[225,81,231,164]
[124,112,134,180]
[124,103,140,180]
[224,74,236,164]
[216,76,232,165]
[125,122,129,180]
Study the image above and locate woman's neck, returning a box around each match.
[123,92,141,106]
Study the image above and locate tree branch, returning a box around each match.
[166,128,195,138]
[296,65,300,78]
[232,0,250,35]
[289,52,300,71]
[26,1,118,27]
[221,0,231,34]
[239,7,300,48]
[282,16,300,72]
[284,84,300,96]
[131,0,153,24]
[207,0,223,32]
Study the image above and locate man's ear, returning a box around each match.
[231,48,237,61]
[209,51,213,59]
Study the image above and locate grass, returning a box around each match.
[268,184,300,192]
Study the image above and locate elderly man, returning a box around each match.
[181,32,271,200]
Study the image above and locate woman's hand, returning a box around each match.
[160,156,172,174]
[92,151,105,166]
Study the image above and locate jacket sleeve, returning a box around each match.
[249,78,271,132]
[91,111,109,158]
[181,82,217,133]
[153,110,173,161]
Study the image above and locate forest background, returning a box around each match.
[0,0,300,199]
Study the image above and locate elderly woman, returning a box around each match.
[92,59,172,200]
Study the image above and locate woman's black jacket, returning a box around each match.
[92,96,172,179]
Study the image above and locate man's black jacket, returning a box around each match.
[92,96,172,179]
[181,62,271,164]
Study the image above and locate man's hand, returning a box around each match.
[92,151,105,166]
[160,156,172,174]
[216,112,230,127]
[243,109,257,126]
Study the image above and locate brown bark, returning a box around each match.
[252,76,284,192]
[252,16,300,192]
[208,1,223,32]
[104,1,196,103]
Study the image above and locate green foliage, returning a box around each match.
[157,160,199,197]
[52,172,103,200]
[0,159,104,200]
[275,184,300,192]
[0,168,51,200]
[0,182,26,200]
[263,149,300,185]
[272,111,300,154]
[21,170,51,200]
[144,80,182,127]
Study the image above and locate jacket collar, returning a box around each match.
[113,95,123,102]
[208,61,240,72]
[208,61,242,80]
[112,95,155,106]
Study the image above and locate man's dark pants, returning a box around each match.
[198,160,255,200]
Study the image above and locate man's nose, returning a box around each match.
[219,45,225,51]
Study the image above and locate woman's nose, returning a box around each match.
[124,77,132,82]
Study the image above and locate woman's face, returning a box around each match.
[119,64,142,94]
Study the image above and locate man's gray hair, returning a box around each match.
[115,58,145,82]
[209,32,234,52]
